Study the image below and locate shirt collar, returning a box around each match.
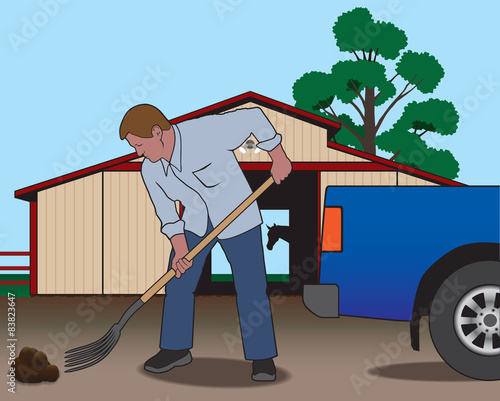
[167,124,182,172]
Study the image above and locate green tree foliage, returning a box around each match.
[375,99,460,179]
[396,51,445,93]
[332,7,407,60]
[293,7,460,179]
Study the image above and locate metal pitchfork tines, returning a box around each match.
[64,299,143,372]
[64,176,275,373]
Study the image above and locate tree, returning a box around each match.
[292,7,460,179]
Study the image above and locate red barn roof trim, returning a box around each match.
[327,141,465,186]
[15,92,342,201]
[14,91,464,201]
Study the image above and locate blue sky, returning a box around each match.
[1,0,499,252]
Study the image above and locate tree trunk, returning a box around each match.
[362,87,376,154]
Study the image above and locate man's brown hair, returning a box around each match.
[119,104,171,140]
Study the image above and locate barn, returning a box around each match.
[14,92,464,296]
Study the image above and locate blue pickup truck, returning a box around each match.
[303,186,500,381]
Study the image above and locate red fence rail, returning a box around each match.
[0,252,30,256]
[0,252,30,286]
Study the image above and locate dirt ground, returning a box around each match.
[5,295,499,400]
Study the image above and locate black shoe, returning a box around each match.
[144,349,192,373]
[251,358,276,381]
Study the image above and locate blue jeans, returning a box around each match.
[160,221,278,360]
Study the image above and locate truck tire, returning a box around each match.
[429,261,500,381]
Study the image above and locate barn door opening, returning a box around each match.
[211,209,290,283]
[195,170,318,295]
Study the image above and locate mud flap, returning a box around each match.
[410,316,421,351]
[302,284,339,318]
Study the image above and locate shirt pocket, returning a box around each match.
[192,163,221,188]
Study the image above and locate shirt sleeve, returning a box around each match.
[206,107,282,152]
[141,161,185,239]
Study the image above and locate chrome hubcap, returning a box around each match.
[454,285,500,356]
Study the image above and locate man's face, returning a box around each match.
[126,131,163,162]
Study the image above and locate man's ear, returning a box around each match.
[151,125,162,137]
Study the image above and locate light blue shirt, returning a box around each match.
[141,107,282,240]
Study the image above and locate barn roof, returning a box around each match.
[14,91,465,202]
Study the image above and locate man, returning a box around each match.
[119,104,292,381]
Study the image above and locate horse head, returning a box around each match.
[266,224,279,250]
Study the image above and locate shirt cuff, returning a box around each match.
[256,133,282,152]
[161,220,185,239]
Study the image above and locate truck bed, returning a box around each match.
[320,186,500,320]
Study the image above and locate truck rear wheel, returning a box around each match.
[429,261,500,381]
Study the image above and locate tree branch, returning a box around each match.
[373,48,379,62]
[389,73,399,83]
[418,128,430,137]
[349,100,364,120]
[398,75,417,96]
[414,121,419,134]
[401,78,424,98]
[363,49,366,60]
[346,88,367,107]
[351,48,360,61]
[368,49,372,61]
[389,150,401,161]
[318,103,364,144]
[374,75,419,133]
[348,79,365,104]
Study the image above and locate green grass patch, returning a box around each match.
[0,285,31,297]
[0,274,30,281]
[212,274,289,282]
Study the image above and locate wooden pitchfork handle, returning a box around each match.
[140,176,275,303]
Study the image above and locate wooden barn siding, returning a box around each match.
[103,171,173,294]
[37,174,102,294]
[397,172,440,186]
[221,102,369,163]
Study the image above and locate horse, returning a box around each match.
[266,224,291,250]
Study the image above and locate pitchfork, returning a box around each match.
[64,177,274,372]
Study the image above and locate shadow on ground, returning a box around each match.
[137,357,292,387]
[368,362,474,382]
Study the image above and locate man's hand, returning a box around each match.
[269,144,292,184]
[170,234,193,278]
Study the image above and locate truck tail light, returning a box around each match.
[321,207,343,252]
